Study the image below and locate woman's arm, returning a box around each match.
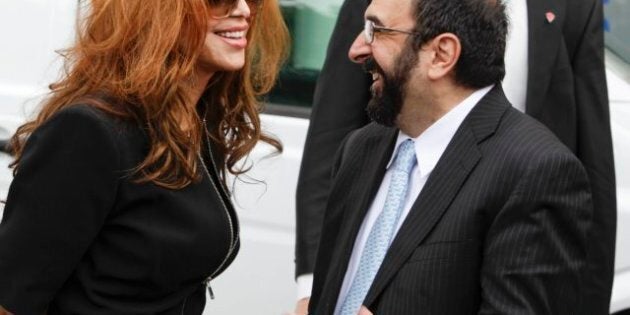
[0,105,121,314]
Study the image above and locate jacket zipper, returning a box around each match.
[198,123,240,299]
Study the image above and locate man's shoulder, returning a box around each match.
[356,121,395,136]
[343,122,396,150]
[493,107,580,164]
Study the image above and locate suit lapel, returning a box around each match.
[363,86,511,306]
[525,0,563,117]
[317,126,398,314]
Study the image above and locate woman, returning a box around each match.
[0,0,288,313]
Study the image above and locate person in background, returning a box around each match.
[305,0,593,313]
[0,0,288,314]
[294,0,615,313]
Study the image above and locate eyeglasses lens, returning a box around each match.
[364,21,374,43]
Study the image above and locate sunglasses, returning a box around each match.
[208,0,263,18]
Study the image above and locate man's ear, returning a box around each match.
[426,33,461,80]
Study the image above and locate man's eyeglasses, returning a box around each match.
[364,20,417,44]
[209,0,263,19]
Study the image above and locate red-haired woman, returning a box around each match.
[0,0,288,314]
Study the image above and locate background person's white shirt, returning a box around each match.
[503,0,529,112]
[296,0,529,301]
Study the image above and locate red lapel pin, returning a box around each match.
[546,11,556,24]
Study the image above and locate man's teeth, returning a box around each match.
[217,31,245,39]
[372,72,381,81]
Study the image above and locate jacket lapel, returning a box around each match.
[525,0,563,117]
[363,86,511,306]
[317,126,398,313]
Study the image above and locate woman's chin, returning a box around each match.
[221,63,245,72]
[211,57,246,73]
[196,59,245,75]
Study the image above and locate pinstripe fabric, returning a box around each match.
[309,86,592,315]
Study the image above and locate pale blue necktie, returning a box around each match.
[339,139,417,315]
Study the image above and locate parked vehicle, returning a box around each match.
[0,1,628,314]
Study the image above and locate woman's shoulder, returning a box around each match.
[54,103,125,129]
[59,103,109,118]
[30,103,144,160]
[48,103,143,140]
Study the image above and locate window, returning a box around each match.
[267,1,630,112]
[266,0,343,110]
[604,0,630,64]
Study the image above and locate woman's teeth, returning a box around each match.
[216,31,245,39]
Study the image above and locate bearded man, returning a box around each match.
[305,0,593,314]
[294,0,615,312]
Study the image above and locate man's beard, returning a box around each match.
[365,44,419,127]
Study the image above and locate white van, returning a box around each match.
[0,1,629,314]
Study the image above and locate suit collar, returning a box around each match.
[388,85,493,177]
[465,85,511,143]
[362,85,510,306]
[316,126,398,314]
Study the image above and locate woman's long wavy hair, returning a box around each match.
[9,0,289,189]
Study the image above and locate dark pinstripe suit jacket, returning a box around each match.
[309,86,593,315]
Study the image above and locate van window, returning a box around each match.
[604,0,630,64]
[268,1,630,112]
[267,0,343,110]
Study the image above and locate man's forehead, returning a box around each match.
[365,0,414,25]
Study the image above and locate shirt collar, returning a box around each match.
[386,85,494,176]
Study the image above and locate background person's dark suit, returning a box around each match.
[309,86,592,315]
[296,0,616,313]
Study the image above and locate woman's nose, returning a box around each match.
[231,0,251,19]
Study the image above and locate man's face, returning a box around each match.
[364,40,420,127]
[348,0,419,127]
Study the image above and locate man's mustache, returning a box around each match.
[363,57,383,75]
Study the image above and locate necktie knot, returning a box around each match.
[392,139,417,175]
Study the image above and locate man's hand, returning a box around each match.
[295,297,309,314]
[284,300,372,315]
[285,297,309,315]
[358,305,373,315]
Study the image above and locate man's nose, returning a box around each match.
[348,32,371,64]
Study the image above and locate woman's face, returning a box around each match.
[199,0,253,73]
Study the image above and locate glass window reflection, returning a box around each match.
[268,0,342,108]
[604,0,630,64]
